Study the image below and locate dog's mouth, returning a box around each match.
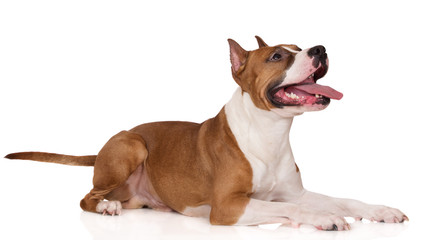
[268,65,343,107]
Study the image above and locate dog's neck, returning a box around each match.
[225,88,295,166]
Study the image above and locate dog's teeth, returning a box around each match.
[291,93,299,99]
[285,92,300,99]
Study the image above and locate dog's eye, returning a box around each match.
[270,53,282,61]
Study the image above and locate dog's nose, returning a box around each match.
[308,45,326,57]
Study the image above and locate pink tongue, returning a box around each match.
[293,83,343,100]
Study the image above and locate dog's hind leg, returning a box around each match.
[80,131,148,215]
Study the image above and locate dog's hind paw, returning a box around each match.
[96,200,122,216]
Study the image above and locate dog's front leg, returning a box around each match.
[235,198,350,230]
[291,191,408,223]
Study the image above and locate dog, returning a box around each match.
[6,36,408,231]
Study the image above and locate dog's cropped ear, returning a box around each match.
[255,35,268,48]
[228,39,248,75]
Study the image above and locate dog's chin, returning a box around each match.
[271,102,329,117]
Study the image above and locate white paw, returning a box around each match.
[312,214,350,231]
[96,200,122,216]
[295,211,350,231]
[357,205,408,223]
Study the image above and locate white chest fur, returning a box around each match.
[225,88,305,201]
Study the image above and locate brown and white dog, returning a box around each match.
[6,36,408,231]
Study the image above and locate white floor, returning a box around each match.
[0,160,422,240]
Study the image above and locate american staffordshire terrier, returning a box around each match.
[6,36,408,231]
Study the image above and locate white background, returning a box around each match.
[0,0,426,239]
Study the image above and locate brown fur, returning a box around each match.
[129,108,253,224]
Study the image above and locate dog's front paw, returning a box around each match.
[96,200,122,216]
[357,205,408,223]
[295,211,350,231]
[314,214,351,231]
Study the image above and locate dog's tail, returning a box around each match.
[5,152,96,166]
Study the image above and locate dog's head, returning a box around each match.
[228,36,343,117]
